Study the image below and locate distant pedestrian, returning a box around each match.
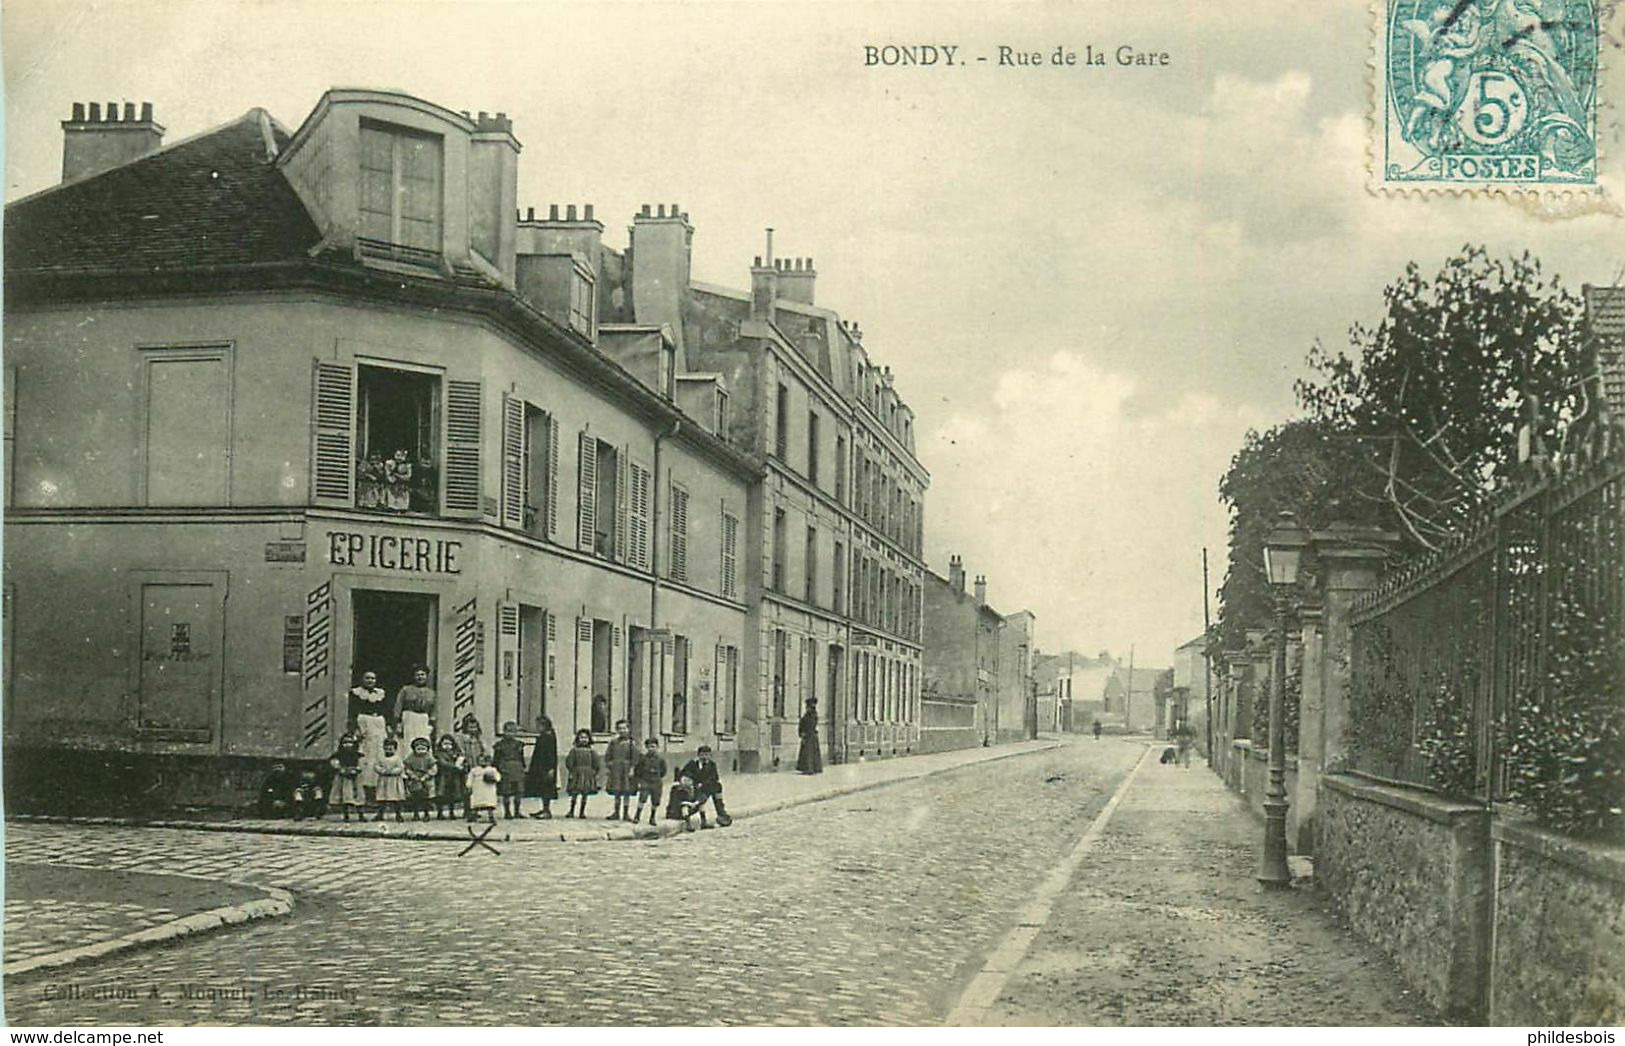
[492,721,528,820]
[525,713,559,819]
[466,755,500,825]
[329,724,366,822]
[797,698,823,774]
[433,734,468,820]
[1092,720,1102,741]
[1174,721,1194,769]
[402,736,437,821]
[373,737,406,822]
[564,728,601,818]
[632,738,667,826]
[604,720,638,821]
[676,744,731,829]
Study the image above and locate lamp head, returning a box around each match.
[1263,510,1310,587]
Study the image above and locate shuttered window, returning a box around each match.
[721,510,739,600]
[577,431,597,551]
[545,415,560,537]
[627,462,651,571]
[443,380,482,515]
[311,361,355,506]
[668,483,689,583]
[501,395,525,529]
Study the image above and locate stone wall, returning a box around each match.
[1228,741,1302,848]
[1316,774,1491,1018]
[1490,819,1625,1025]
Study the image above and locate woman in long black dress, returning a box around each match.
[525,713,559,818]
[796,698,823,775]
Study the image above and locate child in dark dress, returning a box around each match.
[402,736,437,822]
[329,724,366,822]
[525,714,559,819]
[491,721,528,820]
[564,728,601,819]
[433,734,468,820]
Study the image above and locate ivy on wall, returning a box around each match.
[1416,684,1477,798]
[1503,589,1625,842]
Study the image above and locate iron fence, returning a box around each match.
[1349,446,1625,800]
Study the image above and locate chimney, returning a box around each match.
[778,256,817,305]
[468,110,521,284]
[948,555,965,595]
[974,575,987,606]
[750,228,778,322]
[515,201,605,281]
[61,100,164,182]
[630,203,695,353]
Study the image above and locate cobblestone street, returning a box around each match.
[6,741,1143,1026]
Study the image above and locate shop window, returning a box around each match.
[359,121,443,267]
[356,365,439,513]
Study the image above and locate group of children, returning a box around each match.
[258,715,731,832]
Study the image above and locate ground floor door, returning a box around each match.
[137,581,224,738]
[351,590,437,700]
[518,604,547,730]
[827,644,843,761]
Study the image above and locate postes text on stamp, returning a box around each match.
[1376,0,1599,191]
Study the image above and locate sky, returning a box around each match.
[5,0,1623,667]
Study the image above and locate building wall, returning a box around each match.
[3,287,753,802]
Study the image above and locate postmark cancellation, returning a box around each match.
[1374,0,1602,194]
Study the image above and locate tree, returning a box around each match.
[1295,247,1589,551]
[1215,418,1381,651]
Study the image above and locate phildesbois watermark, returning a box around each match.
[1377,0,1599,189]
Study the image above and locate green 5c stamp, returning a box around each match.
[1377,0,1599,189]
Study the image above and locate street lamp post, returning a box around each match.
[1259,511,1309,889]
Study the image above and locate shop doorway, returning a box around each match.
[351,590,437,702]
[590,619,613,732]
[827,644,843,758]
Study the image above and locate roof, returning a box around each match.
[5,111,320,275]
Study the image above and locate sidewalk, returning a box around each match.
[3,863,292,977]
[10,738,1062,844]
[966,746,1447,1026]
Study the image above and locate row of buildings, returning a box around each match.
[2,89,943,805]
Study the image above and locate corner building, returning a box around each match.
[3,91,759,804]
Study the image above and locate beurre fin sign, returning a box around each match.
[326,530,462,574]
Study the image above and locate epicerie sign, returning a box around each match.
[326,529,462,574]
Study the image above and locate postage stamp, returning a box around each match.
[1374,0,1601,192]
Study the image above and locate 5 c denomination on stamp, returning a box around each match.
[1375,0,1599,192]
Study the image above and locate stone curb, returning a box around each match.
[2,875,294,978]
[10,741,1066,845]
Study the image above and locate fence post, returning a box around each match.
[1309,524,1400,778]
[1295,597,1325,854]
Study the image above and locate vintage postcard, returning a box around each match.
[3,0,1622,1034]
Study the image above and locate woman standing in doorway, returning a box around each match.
[797,698,823,775]
[393,666,437,752]
[347,670,389,802]
[525,714,559,819]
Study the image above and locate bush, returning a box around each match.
[1503,590,1625,842]
[1416,684,1477,798]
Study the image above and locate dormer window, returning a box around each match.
[714,387,730,435]
[569,265,596,339]
[359,121,442,265]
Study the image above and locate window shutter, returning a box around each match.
[311,361,355,506]
[614,447,629,564]
[628,463,651,571]
[501,395,524,529]
[669,485,689,583]
[577,432,597,551]
[721,511,738,600]
[444,380,482,516]
[546,414,560,538]
[576,616,594,725]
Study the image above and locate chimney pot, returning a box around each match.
[670,202,679,216]
[566,204,577,221]
[657,204,667,218]
[549,204,560,220]
[526,206,535,221]
[584,203,594,221]
[753,256,762,267]
[140,101,153,122]
[88,102,101,122]
[641,204,652,217]
[71,102,85,121]
[461,110,471,119]
[106,101,118,121]
[478,111,488,123]
[794,258,803,271]
[123,102,136,122]
[807,256,815,270]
